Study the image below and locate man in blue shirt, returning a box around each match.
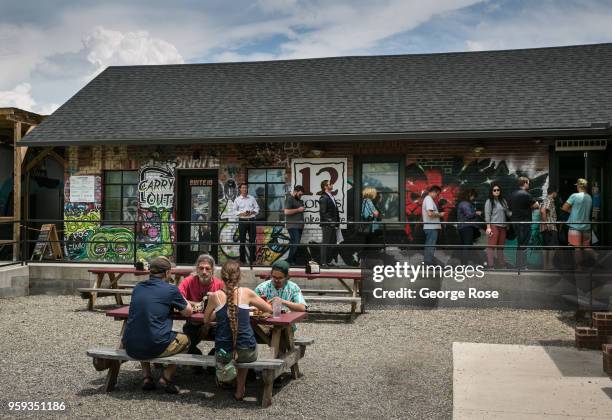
[123,256,192,393]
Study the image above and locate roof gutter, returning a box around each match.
[19,125,612,147]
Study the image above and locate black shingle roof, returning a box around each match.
[21,43,612,146]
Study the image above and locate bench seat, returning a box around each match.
[306,296,360,303]
[87,341,313,407]
[301,289,350,294]
[77,288,133,310]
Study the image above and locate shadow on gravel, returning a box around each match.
[79,366,291,409]
[537,339,576,348]
[302,312,357,324]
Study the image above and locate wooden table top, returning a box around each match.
[88,268,192,275]
[106,305,307,326]
[255,270,363,280]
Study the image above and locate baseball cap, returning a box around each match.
[149,256,172,274]
[575,178,588,188]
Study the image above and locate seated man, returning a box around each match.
[255,260,307,313]
[122,256,192,394]
[178,254,224,372]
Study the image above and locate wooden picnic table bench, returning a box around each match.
[94,306,311,406]
[82,267,192,310]
[255,270,364,317]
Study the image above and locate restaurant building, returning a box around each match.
[19,43,612,265]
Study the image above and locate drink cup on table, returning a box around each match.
[272,298,281,318]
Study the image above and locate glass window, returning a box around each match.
[247,168,286,221]
[103,170,138,224]
[361,162,400,221]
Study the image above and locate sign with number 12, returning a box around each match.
[291,158,347,225]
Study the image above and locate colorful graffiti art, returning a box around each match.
[404,157,548,244]
[86,226,135,262]
[137,162,176,260]
[255,225,290,265]
[64,203,101,260]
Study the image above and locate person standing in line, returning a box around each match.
[561,178,593,267]
[510,177,540,269]
[319,179,340,266]
[484,183,511,269]
[456,188,482,264]
[360,187,381,241]
[284,185,305,264]
[540,187,559,269]
[233,183,259,264]
[422,185,445,266]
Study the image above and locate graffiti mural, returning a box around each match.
[137,162,176,260]
[64,203,101,260]
[255,225,290,265]
[404,157,548,244]
[218,174,240,262]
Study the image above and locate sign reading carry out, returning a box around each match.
[138,163,175,209]
[291,158,347,224]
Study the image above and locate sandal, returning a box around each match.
[158,376,179,394]
[142,376,156,391]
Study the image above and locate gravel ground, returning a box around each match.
[0,295,579,419]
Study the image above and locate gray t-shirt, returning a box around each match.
[285,194,304,229]
[422,195,441,230]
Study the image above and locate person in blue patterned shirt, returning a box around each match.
[254,260,307,312]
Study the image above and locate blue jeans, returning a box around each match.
[423,229,439,265]
[287,228,302,264]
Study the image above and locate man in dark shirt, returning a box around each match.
[510,177,540,269]
[123,256,193,393]
[284,185,305,264]
[319,179,340,266]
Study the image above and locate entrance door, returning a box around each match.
[556,150,607,244]
[177,171,218,264]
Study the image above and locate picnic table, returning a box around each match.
[98,305,310,406]
[78,267,192,310]
[255,270,364,317]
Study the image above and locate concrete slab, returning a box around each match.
[453,342,612,419]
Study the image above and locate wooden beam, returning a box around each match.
[24,147,53,172]
[13,121,22,260]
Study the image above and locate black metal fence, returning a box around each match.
[3,217,611,274]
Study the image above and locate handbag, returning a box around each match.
[215,348,237,384]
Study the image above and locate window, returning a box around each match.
[104,171,138,223]
[361,162,400,221]
[247,168,285,221]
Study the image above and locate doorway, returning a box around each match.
[176,170,218,264]
[555,151,606,244]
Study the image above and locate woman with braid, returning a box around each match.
[203,260,272,400]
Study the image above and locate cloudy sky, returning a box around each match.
[2,0,612,115]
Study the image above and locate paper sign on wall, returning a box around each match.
[69,176,96,203]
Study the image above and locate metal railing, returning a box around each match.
[8,217,612,274]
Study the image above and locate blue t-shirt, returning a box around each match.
[566,192,592,231]
[123,276,187,360]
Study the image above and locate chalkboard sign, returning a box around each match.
[31,224,63,261]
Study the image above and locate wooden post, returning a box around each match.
[13,122,22,261]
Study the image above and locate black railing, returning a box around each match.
[10,217,612,273]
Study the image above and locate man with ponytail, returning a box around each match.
[203,260,272,401]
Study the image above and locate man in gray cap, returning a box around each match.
[122,256,193,393]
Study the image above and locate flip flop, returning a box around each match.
[142,376,156,391]
[158,376,179,394]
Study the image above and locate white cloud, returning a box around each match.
[465,1,612,51]
[0,83,58,114]
[0,83,36,110]
[84,26,185,70]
